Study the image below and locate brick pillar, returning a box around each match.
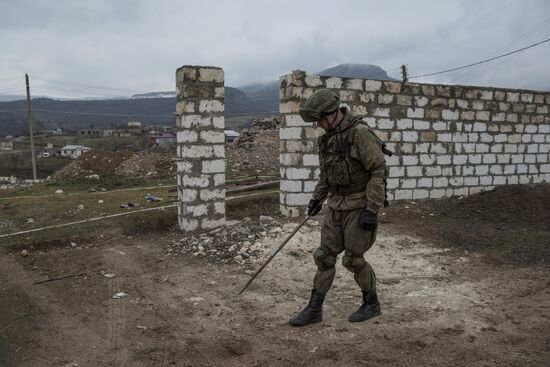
[279,70,323,217]
[175,65,226,231]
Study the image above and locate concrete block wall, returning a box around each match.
[279,70,550,217]
[175,66,226,231]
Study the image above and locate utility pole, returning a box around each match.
[401,64,409,83]
[25,73,37,181]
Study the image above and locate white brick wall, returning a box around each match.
[279,70,550,216]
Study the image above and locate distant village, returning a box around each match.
[0,121,242,159]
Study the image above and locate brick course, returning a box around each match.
[279,70,550,217]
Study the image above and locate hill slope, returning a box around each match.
[0,64,392,136]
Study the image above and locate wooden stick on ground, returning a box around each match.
[33,272,87,285]
[0,323,14,334]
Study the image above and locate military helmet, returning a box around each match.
[299,89,340,122]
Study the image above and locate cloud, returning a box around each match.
[1,0,549,97]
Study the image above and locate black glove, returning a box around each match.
[359,210,377,231]
[307,199,322,217]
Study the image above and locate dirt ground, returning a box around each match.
[1,184,549,366]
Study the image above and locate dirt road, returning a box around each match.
[1,185,549,366]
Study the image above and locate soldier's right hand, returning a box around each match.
[307,199,322,217]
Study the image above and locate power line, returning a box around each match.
[447,16,550,84]
[32,76,148,94]
[410,36,550,79]
[489,16,550,58]
[31,87,127,99]
[0,76,21,83]
[0,108,173,118]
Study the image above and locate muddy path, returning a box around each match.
[1,218,548,366]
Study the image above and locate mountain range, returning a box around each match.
[0,64,395,136]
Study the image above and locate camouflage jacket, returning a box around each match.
[312,111,387,213]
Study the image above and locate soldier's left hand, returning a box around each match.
[359,210,377,231]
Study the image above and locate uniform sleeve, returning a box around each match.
[353,128,387,213]
[312,136,328,201]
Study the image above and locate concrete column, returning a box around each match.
[175,65,226,231]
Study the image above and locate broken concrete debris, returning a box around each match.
[167,216,282,264]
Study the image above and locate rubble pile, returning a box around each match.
[51,150,133,179]
[226,129,279,179]
[166,216,284,264]
[251,116,280,130]
[233,129,255,149]
[51,147,176,181]
[115,147,175,178]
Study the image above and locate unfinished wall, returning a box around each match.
[176,66,226,231]
[279,70,550,217]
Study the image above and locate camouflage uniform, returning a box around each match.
[311,111,387,294]
[289,89,387,326]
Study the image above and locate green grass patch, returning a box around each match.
[51,174,149,191]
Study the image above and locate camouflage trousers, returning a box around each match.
[312,207,377,294]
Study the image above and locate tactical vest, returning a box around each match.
[318,116,373,195]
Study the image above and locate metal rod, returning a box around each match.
[237,213,312,296]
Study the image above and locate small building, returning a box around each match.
[0,141,13,150]
[78,128,113,137]
[127,121,142,128]
[149,132,176,147]
[224,130,240,143]
[52,128,63,135]
[60,145,92,159]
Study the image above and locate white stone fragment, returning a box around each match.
[198,68,224,82]
[407,108,424,118]
[286,168,311,180]
[179,189,198,202]
[181,145,213,158]
[200,189,225,201]
[177,130,198,143]
[285,193,311,206]
[200,131,225,143]
[365,80,382,91]
[212,116,225,129]
[214,201,225,215]
[303,154,319,166]
[182,175,210,187]
[305,75,323,87]
[199,100,224,113]
[280,180,302,192]
[442,109,459,120]
[325,77,343,88]
[280,127,302,140]
[202,159,225,173]
[179,217,199,231]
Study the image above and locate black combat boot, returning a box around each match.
[289,289,325,326]
[348,290,381,322]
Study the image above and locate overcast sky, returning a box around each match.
[1,0,549,98]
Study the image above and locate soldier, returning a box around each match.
[289,89,388,326]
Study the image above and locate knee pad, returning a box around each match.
[313,246,337,272]
[342,250,366,274]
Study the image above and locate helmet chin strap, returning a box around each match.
[327,110,343,131]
